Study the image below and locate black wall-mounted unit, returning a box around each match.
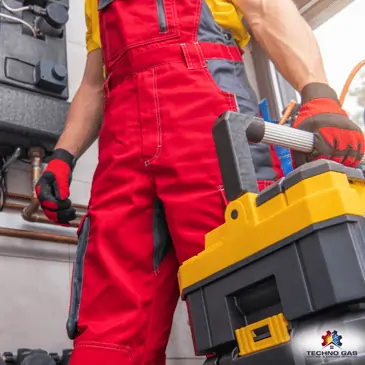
[0,0,70,157]
[0,0,70,100]
[0,83,69,158]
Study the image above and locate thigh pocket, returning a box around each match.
[66,213,90,340]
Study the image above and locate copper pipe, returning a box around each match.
[7,192,37,201]
[24,213,81,229]
[0,226,77,245]
[8,192,87,211]
[6,202,81,228]
[278,100,297,126]
[22,147,44,221]
[0,147,82,244]
[21,148,85,225]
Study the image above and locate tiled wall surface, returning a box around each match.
[0,2,258,363]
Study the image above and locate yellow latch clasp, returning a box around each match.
[235,313,290,357]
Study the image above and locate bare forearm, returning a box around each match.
[56,85,103,158]
[55,49,104,158]
[237,0,328,92]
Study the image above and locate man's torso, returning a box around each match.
[86,0,279,183]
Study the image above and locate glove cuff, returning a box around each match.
[51,149,77,171]
[301,83,340,105]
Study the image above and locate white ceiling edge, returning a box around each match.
[297,0,355,29]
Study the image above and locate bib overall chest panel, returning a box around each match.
[98,0,180,69]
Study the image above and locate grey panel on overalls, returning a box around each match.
[66,199,172,340]
[66,215,90,340]
[152,198,173,271]
[198,0,276,181]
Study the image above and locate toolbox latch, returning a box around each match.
[235,313,290,356]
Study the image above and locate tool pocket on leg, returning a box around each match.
[66,213,90,340]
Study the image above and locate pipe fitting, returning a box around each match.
[22,147,45,221]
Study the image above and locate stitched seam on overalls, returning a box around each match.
[108,29,181,71]
[194,42,207,68]
[102,14,111,67]
[223,89,236,111]
[192,0,202,41]
[181,44,193,69]
[202,67,226,97]
[115,61,185,84]
[228,94,237,111]
[74,341,134,359]
[144,67,162,165]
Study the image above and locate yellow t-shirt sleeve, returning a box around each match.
[206,0,250,49]
[85,0,101,53]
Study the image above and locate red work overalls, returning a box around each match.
[67,1,283,364]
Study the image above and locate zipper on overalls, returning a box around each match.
[156,0,167,32]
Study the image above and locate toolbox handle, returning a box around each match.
[261,121,365,165]
[213,111,365,201]
[260,121,314,153]
[246,115,365,165]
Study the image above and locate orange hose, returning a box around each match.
[339,59,365,107]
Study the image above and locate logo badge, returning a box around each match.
[321,330,343,349]
[304,329,358,360]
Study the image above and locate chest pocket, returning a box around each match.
[98,0,180,69]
